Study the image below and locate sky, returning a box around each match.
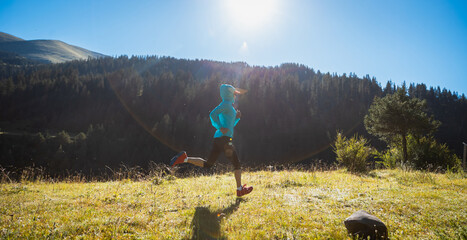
[1,0,466,95]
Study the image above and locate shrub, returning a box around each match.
[333,132,375,173]
[376,146,401,169]
[377,135,461,171]
[407,135,461,171]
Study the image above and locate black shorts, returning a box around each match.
[204,136,241,170]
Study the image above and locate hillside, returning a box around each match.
[0,32,106,63]
[0,56,465,174]
[0,32,25,42]
[0,169,465,239]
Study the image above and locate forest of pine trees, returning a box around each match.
[0,56,466,175]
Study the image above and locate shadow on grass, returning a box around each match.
[190,198,245,240]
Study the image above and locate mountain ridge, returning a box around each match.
[0,32,25,42]
[0,32,106,63]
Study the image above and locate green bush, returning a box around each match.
[376,146,401,169]
[377,135,461,171]
[333,132,375,173]
[407,135,461,171]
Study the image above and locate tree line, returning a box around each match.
[0,56,465,174]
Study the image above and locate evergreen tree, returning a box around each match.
[0,55,464,174]
[364,87,440,162]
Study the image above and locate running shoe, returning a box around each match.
[170,151,187,167]
[237,184,253,197]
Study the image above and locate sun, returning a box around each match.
[226,0,277,30]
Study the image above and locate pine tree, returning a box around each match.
[364,87,440,162]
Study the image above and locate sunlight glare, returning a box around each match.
[227,0,277,30]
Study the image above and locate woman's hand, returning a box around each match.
[220,128,229,134]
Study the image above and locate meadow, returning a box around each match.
[1,168,466,239]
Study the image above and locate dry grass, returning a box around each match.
[0,169,466,239]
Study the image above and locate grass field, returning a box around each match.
[1,168,466,239]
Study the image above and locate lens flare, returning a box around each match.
[226,0,277,30]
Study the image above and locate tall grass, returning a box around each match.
[1,167,465,239]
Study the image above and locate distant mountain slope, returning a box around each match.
[0,32,25,42]
[0,32,106,63]
[0,51,41,65]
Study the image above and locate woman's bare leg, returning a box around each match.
[234,169,241,188]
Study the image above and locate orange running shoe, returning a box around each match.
[170,151,187,167]
[237,184,253,197]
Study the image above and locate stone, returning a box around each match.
[344,210,388,240]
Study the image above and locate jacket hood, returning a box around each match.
[220,84,235,102]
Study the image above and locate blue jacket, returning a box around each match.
[210,84,240,138]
